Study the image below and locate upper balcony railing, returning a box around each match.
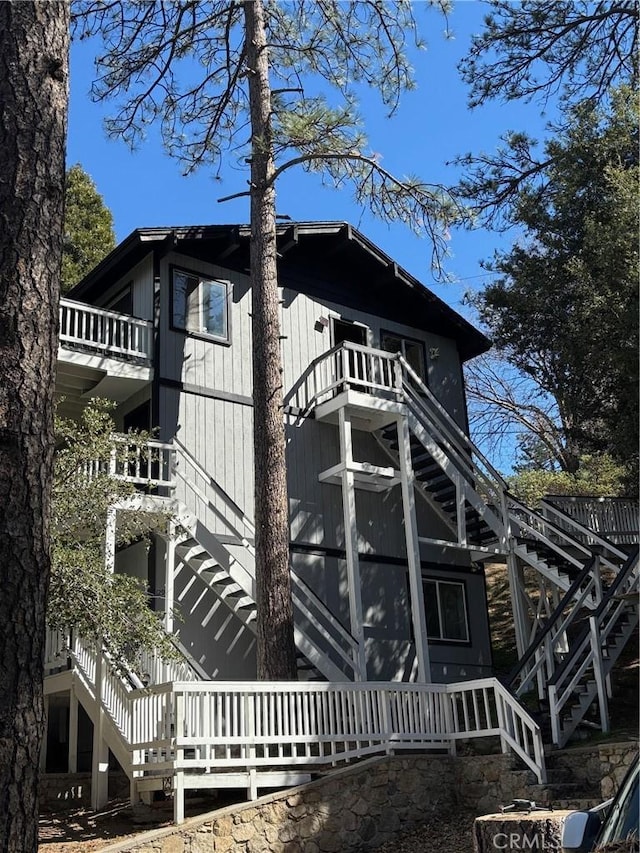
[542,495,639,546]
[59,298,153,363]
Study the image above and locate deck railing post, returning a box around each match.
[589,615,610,735]
[443,689,456,756]
[381,689,393,755]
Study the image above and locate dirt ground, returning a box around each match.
[38,800,476,853]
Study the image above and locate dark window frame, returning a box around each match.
[170,264,231,344]
[380,328,428,385]
[423,578,470,644]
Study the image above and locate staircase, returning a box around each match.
[120,440,361,685]
[306,342,639,747]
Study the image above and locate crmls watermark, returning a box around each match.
[492,833,560,850]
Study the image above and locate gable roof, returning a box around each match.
[70,221,490,361]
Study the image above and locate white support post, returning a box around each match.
[397,415,430,683]
[248,768,258,802]
[548,684,561,747]
[91,649,110,811]
[165,519,176,634]
[174,691,185,824]
[455,475,467,547]
[338,407,367,681]
[507,549,529,657]
[494,690,510,756]
[173,772,185,824]
[105,505,117,575]
[592,554,602,605]
[589,615,610,735]
[68,692,78,773]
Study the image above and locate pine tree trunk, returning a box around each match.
[0,3,69,852]
[243,0,297,680]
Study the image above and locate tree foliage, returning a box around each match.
[50,400,177,673]
[455,0,638,228]
[460,0,638,110]
[62,164,116,293]
[73,0,460,266]
[508,454,626,508]
[467,88,639,489]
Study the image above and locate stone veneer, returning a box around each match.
[549,741,638,800]
[41,741,638,853]
[87,753,539,853]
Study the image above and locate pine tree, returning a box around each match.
[0,3,69,851]
[62,165,116,293]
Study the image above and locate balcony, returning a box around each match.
[57,299,153,415]
[59,298,153,361]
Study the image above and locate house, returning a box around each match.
[46,222,638,821]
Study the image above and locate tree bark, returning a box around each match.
[243,0,297,680]
[0,3,69,852]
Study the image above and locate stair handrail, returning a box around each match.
[539,499,629,567]
[398,356,508,492]
[549,548,638,688]
[505,555,600,697]
[507,492,613,574]
[173,436,256,548]
[547,547,638,744]
[492,678,547,784]
[307,342,510,542]
[172,437,365,680]
[290,567,360,679]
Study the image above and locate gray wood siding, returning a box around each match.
[292,550,491,684]
[280,288,467,419]
[158,252,253,396]
[160,385,255,544]
[86,254,154,321]
[153,259,471,558]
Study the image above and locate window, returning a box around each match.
[424,579,469,642]
[381,331,426,383]
[171,268,229,341]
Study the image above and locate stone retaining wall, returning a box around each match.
[47,741,638,853]
[95,753,536,853]
[551,741,638,799]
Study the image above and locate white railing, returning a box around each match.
[133,645,202,686]
[111,436,176,488]
[62,638,545,783]
[289,342,400,412]
[47,631,547,820]
[59,298,153,362]
[509,495,626,579]
[509,556,602,700]
[172,438,363,681]
[80,436,176,489]
[145,678,544,783]
[400,359,510,548]
[542,496,639,546]
[548,550,639,747]
[302,343,510,549]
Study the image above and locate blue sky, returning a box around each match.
[67,1,555,327]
